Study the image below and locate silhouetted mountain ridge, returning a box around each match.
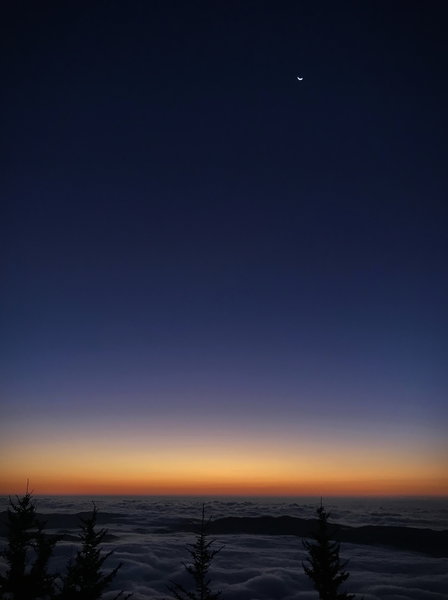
[1,512,446,557]
[207,515,448,557]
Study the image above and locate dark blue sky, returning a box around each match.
[1,1,447,493]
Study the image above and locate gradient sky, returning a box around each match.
[1,1,447,495]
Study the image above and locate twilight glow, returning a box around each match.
[2,396,446,495]
[2,2,447,497]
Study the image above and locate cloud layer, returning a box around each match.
[1,496,447,599]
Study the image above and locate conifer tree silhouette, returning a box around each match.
[0,482,58,600]
[302,501,355,600]
[58,504,130,600]
[168,504,222,600]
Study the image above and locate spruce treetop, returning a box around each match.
[303,503,355,600]
[169,504,223,600]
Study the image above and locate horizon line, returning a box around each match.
[1,492,447,499]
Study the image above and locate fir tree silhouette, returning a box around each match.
[168,504,223,600]
[57,504,130,600]
[0,482,58,600]
[302,500,355,600]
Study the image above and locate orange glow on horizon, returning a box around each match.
[2,473,447,497]
[2,418,447,497]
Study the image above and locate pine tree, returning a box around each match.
[0,484,58,600]
[58,504,130,600]
[168,504,222,600]
[302,502,355,600]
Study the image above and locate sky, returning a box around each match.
[1,0,447,495]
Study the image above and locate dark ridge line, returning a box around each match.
[206,516,448,558]
[1,512,446,557]
[0,510,129,534]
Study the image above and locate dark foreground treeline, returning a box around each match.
[0,491,360,600]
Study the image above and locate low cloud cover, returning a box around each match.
[2,496,446,599]
[101,532,448,600]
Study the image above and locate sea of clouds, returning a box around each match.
[1,496,447,599]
